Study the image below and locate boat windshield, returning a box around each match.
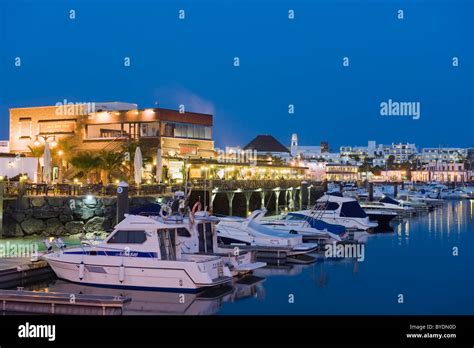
[107,230,147,244]
[315,202,339,211]
[380,196,400,205]
[340,201,367,218]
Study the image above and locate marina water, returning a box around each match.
[6,200,473,315]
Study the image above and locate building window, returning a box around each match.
[39,120,75,135]
[140,122,160,137]
[86,123,124,139]
[19,118,32,138]
[162,122,211,140]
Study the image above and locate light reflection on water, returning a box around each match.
[8,201,474,315]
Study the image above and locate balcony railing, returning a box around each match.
[190,179,304,191]
[0,182,167,197]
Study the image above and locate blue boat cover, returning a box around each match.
[130,203,162,215]
[287,213,346,235]
[379,196,400,205]
[326,192,343,197]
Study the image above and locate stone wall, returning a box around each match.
[2,196,159,238]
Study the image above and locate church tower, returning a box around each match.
[290,133,298,157]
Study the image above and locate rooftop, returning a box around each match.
[243,135,290,154]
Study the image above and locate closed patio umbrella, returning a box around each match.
[156,147,162,183]
[42,142,52,183]
[134,146,143,186]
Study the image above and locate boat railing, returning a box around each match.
[61,244,158,259]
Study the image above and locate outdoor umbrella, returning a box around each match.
[156,147,162,183]
[134,146,143,186]
[42,142,52,183]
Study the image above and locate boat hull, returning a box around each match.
[44,255,231,292]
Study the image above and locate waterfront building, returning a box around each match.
[8,102,216,183]
[9,102,215,159]
[243,134,291,163]
[0,153,37,180]
[420,147,467,163]
[379,170,408,182]
[384,143,417,163]
[290,134,340,162]
[0,141,10,153]
[372,156,386,167]
[325,163,359,181]
[411,162,468,182]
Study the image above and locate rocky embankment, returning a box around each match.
[2,196,159,238]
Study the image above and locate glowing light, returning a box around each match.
[86,194,94,201]
[73,178,79,183]
[58,150,64,156]
[144,109,155,117]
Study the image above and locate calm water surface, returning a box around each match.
[6,201,474,315]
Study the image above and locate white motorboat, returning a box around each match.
[257,211,347,244]
[295,193,378,231]
[175,210,267,276]
[129,199,266,276]
[439,188,471,199]
[216,209,319,256]
[360,196,416,217]
[42,214,233,292]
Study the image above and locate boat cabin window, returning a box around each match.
[197,223,214,253]
[157,229,176,260]
[340,202,367,218]
[177,227,191,237]
[285,214,304,220]
[316,202,339,211]
[108,230,147,244]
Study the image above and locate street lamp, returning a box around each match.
[34,135,57,147]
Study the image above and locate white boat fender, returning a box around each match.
[78,262,85,280]
[43,239,53,253]
[160,204,172,221]
[119,264,125,283]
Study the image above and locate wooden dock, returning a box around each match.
[0,289,131,315]
[0,259,53,288]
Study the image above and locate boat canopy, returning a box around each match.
[248,221,300,239]
[379,196,400,205]
[287,213,346,235]
[340,201,367,218]
[326,192,343,197]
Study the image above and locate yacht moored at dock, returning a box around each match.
[42,215,233,292]
[216,209,319,260]
[295,193,378,231]
[360,196,416,217]
[256,211,347,244]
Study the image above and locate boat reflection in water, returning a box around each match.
[24,276,265,315]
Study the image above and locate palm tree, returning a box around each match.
[70,152,101,183]
[52,137,76,183]
[28,144,45,183]
[98,150,125,183]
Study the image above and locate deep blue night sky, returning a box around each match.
[1,0,473,150]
